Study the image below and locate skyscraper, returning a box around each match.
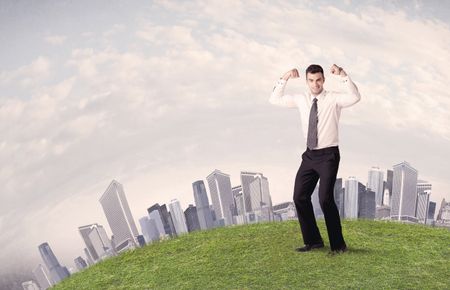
[334,178,344,217]
[139,216,160,243]
[240,171,274,223]
[344,177,365,219]
[427,201,437,225]
[184,204,201,232]
[206,169,235,226]
[169,198,189,235]
[38,242,70,284]
[358,189,376,219]
[386,169,394,205]
[147,203,176,237]
[390,161,418,222]
[32,264,53,290]
[232,185,246,225]
[78,223,113,262]
[436,198,450,224]
[367,166,384,206]
[192,180,214,230]
[74,256,88,271]
[416,180,432,223]
[99,180,139,252]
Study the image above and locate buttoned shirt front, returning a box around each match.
[269,74,361,150]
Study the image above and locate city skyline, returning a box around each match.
[28,159,448,289]
[1,0,449,286]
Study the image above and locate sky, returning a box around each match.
[1,0,449,280]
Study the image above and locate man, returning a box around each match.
[269,64,361,255]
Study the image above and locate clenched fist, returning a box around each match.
[282,68,300,80]
[330,64,347,77]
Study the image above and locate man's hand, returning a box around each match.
[281,68,300,81]
[330,64,347,77]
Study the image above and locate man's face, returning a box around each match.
[306,72,325,95]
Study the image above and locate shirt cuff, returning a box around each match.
[341,75,350,83]
[277,78,287,85]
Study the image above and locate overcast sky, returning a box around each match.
[1,0,449,277]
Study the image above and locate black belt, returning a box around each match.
[306,145,339,154]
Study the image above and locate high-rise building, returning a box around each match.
[169,199,189,235]
[74,256,88,271]
[334,178,344,217]
[78,224,113,262]
[99,180,139,251]
[38,243,70,284]
[416,180,432,223]
[83,248,94,266]
[147,203,176,237]
[139,216,160,243]
[272,201,297,221]
[358,189,376,219]
[206,169,235,226]
[184,204,201,232]
[232,185,246,225]
[311,183,323,218]
[383,169,394,206]
[436,198,450,224]
[427,201,437,225]
[344,177,365,219]
[192,180,214,230]
[32,264,53,290]
[390,161,418,222]
[367,167,384,206]
[240,171,274,223]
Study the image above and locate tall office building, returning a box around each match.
[99,180,139,251]
[147,203,176,237]
[169,199,189,235]
[358,189,376,219]
[74,256,88,271]
[385,169,394,205]
[83,248,94,266]
[367,167,384,206]
[436,198,450,223]
[344,177,365,219]
[427,201,437,225]
[416,180,432,223]
[192,180,214,230]
[232,185,246,225]
[240,171,274,223]
[311,183,323,218]
[38,243,70,284]
[334,178,344,217]
[206,169,235,226]
[32,264,53,290]
[139,216,160,243]
[184,204,201,232]
[79,224,113,262]
[390,161,418,222]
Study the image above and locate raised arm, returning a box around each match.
[330,64,361,108]
[269,68,300,108]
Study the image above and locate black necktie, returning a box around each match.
[307,97,318,149]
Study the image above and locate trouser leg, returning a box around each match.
[317,153,346,250]
[293,153,322,245]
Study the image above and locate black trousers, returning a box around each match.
[293,145,346,251]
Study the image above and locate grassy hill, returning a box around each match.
[54,219,450,290]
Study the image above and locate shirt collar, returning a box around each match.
[307,89,327,102]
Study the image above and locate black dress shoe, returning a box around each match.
[295,242,324,252]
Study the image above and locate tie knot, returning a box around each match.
[313,97,317,103]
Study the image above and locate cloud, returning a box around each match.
[44,35,67,45]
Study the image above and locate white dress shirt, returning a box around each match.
[269,74,361,150]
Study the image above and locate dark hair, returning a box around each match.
[305,64,324,78]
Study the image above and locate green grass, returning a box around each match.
[54,219,450,290]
